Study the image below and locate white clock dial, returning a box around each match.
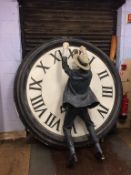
[15,39,122,146]
[26,47,115,137]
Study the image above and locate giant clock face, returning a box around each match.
[15,39,122,147]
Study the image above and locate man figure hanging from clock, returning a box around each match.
[61,42,105,167]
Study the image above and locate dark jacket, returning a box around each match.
[62,57,99,108]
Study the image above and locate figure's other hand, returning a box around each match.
[80,46,87,55]
[62,42,69,57]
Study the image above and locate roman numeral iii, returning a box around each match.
[102,86,113,98]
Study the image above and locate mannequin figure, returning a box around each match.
[61,42,105,167]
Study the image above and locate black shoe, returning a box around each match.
[95,152,105,161]
[67,154,78,168]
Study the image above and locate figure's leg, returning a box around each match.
[63,105,78,167]
[80,108,105,160]
[87,126,105,160]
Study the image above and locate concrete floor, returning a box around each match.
[0,129,131,175]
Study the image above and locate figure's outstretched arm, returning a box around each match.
[62,56,72,76]
[61,42,72,77]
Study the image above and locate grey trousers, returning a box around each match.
[63,104,100,155]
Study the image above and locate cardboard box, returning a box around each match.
[120,70,131,82]
[123,59,131,71]
[122,82,131,92]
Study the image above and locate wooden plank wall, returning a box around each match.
[19,0,117,56]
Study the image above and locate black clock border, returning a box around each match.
[14,38,123,147]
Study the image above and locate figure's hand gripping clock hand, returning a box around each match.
[62,42,69,58]
[61,42,72,76]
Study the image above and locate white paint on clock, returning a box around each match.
[26,46,115,137]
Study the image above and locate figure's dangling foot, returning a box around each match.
[95,152,105,161]
[67,153,78,168]
[95,143,105,161]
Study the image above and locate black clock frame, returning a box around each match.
[14,38,123,147]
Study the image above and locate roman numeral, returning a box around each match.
[68,49,73,59]
[29,77,42,91]
[102,86,113,98]
[50,50,62,64]
[97,70,109,80]
[50,49,74,64]
[30,95,47,118]
[72,123,77,134]
[89,56,95,65]
[36,61,50,74]
[44,112,61,131]
[97,104,109,119]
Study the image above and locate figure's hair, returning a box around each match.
[73,49,80,55]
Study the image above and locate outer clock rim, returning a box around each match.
[14,38,123,147]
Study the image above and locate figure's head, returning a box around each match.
[72,46,90,70]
